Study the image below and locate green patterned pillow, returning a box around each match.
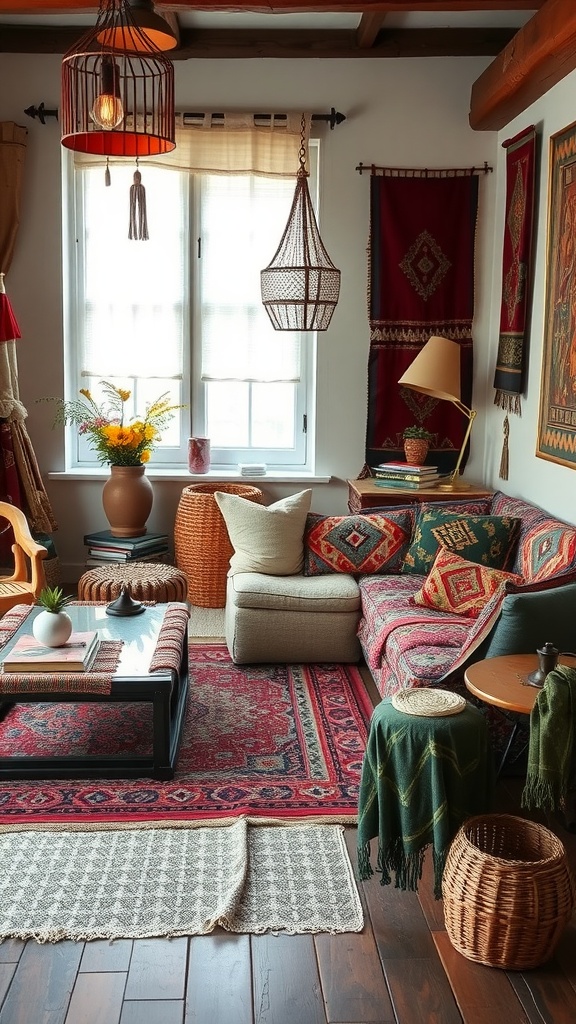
[401,510,521,576]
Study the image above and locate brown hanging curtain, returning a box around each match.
[0,121,57,536]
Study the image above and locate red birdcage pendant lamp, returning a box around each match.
[61,0,176,157]
[261,118,340,331]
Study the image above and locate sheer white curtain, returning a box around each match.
[72,112,312,453]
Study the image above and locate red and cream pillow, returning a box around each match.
[412,547,524,619]
[303,510,413,576]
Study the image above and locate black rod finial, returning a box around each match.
[328,108,346,130]
[24,103,59,125]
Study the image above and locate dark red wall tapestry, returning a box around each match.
[365,170,479,476]
[493,126,537,480]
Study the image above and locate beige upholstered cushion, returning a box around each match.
[214,489,313,576]
[228,571,361,613]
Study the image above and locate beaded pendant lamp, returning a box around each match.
[61,0,176,157]
[261,117,341,331]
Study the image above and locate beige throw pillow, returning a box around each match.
[215,489,313,575]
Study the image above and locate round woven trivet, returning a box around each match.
[391,688,467,717]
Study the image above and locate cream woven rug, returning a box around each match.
[0,820,363,942]
[189,604,225,638]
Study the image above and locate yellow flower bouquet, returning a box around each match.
[50,381,180,467]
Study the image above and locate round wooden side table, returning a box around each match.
[464,653,576,776]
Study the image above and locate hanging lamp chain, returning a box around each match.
[298,113,309,178]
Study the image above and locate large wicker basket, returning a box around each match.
[442,814,575,970]
[174,482,263,608]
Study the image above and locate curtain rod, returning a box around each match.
[24,104,346,130]
[180,108,346,129]
[356,161,492,176]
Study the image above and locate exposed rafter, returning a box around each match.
[0,25,517,57]
[356,13,386,49]
[0,1,541,63]
[470,0,576,130]
[0,0,544,12]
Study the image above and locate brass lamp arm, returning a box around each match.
[448,406,476,483]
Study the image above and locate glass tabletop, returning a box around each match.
[0,604,169,679]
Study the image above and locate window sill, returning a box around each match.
[48,469,332,485]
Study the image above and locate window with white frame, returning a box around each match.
[64,144,319,471]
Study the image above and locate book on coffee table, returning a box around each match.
[2,630,100,673]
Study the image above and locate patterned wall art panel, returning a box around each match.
[537,121,576,469]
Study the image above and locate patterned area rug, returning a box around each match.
[0,820,363,940]
[0,644,373,826]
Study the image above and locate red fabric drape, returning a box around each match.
[0,122,57,538]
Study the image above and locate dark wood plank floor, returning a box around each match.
[1,780,575,1023]
[2,649,576,1024]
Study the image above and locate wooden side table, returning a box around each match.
[346,478,494,513]
[464,653,576,776]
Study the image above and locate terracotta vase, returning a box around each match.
[102,465,154,538]
[403,439,430,465]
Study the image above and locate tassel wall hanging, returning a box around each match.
[129,164,148,240]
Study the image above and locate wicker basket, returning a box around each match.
[174,482,263,608]
[442,814,575,970]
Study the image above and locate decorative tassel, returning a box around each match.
[494,389,521,415]
[105,157,111,187]
[129,168,149,241]
[499,414,510,481]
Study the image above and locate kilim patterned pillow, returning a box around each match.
[412,547,524,619]
[518,523,576,583]
[303,511,413,576]
[401,510,521,576]
[490,491,576,580]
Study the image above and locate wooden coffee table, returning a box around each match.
[0,603,189,781]
[464,653,576,776]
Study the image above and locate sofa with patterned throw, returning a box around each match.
[215,489,576,701]
[359,491,576,698]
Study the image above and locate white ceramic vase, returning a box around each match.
[32,610,73,648]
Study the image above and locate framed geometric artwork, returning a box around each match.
[537,120,576,468]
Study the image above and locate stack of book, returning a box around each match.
[374,461,441,489]
[2,630,100,673]
[84,530,171,567]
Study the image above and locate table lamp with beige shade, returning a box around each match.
[398,335,476,491]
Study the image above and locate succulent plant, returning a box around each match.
[36,586,74,614]
[402,425,433,441]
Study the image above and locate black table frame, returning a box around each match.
[0,634,189,782]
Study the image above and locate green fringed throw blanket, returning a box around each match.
[357,698,494,899]
[522,665,576,812]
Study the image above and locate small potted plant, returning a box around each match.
[32,586,74,648]
[402,425,433,465]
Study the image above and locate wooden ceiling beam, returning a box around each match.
[470,0,576,130]
[0,25,517,56]
[0,1,543,13]
[356,13,387,49]
[159,1,543,10]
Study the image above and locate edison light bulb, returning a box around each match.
[91,56,124,130]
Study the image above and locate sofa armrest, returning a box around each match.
[483,581,576,659]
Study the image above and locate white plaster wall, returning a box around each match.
[485,70,576,522]
[0,53,498,576]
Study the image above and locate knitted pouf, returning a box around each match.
[77,563,189,604]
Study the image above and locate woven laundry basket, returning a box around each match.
[174,482,263,608]
[442,814,575,970]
